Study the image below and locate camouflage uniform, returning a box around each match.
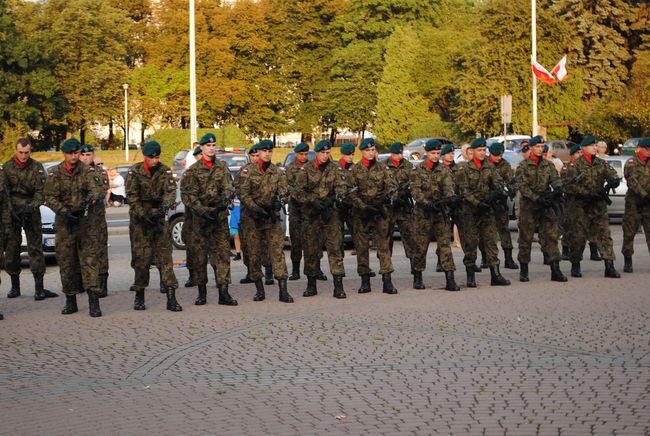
[489,157,515,252]
[621,152,650,269]
[337,158,355,253]
[383,157,417,261]
[88,162,109,296]
[181,205,195,282]
[285,161,306,275]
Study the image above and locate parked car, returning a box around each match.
[620,138,643,156]
[171,150,189,177]
[20,206,56,261]
[601,155,631,218]
[404,137,455,160]
[486,135,531,151]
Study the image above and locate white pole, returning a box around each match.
[123,83,129,161]
[189,0,198,148]
[531,0,538,137]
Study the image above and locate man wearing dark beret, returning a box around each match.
[180,143,202,289]
[337,142,357,256]
[621,137,650,272]
[559,143,582,260]
[126,140,183,312]
[44,138,103,316]
[285,142,310,281]
[3,137,58,302]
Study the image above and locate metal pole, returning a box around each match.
[531,0,538,136]
[189,0,198,147]
[123,83,129,161]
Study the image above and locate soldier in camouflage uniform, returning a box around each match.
[181,133,237,306]
[78,144,110,298]
[514,136,567,282]
[348,138,398,294]
[621,137,650,272]
[337,142,356,254]
[566,135,621,278]
[126,140,183,311]
[182,145,202,288]
[44,138,103,317]
[411,139,460,291]
[294,140,347,298]
[3,138,58,301]
[238,140,293,303]
[457,138,511,287]
[285,142,309,280]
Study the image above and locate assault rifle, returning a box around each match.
[199,191,235,233]
[146,201,179,234]
[65,192,104,228]
[538,172,585,209]
[391,181,414,213]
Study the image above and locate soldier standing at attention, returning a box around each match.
[337,142,356,254]
[239,140,293,303]
[457,138,511,288]
[621,137,650,272]
[294,140,347,298]
[515,137,567,282]
[285,142,310,280]
[182,145,203,288]
[411,139,460,291]
[566,135,621,278]
[44,138,102,317]
[181,133,237,306]
[235,145,258,285]
[348,138,398,294]
[126,140,182,312]
[4,138,58,301]
[560,144,582,260]
[78,144,110,298]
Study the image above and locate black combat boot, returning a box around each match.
[412,271,425,290]
[604,260,620,278]
[570,262,582,277]
[519,263,529,282]
[98,273,108,298]
[561,245,570,261]
[88,293,102,318]
[382,273,397,294]
[7,274,20,298]
[550,261,568,282]
[239,270,254,284]
[472,264,482,273]
[303,276,317,297]
[316,265,328,281]
[490,265,511,286]
[623,256,633,273]
[184,271,196,287]
[61,295,78,315]
[166,288,183,311]
[369,270,376,278]
[278,279,294,303]
[445,271,460,292]
[34,274,58,301]
[543,252,550,265]
[264,265,274,285]
[195,285,207,305]
[466,267,477,288]
[480,258,488,269]
[0,313,3,320]
[589,242,602,261]
[133,287,146,310]
[358,274,371,293]
[503,249,519,269]
[253,279,265,301]
[333,275,346,299]
[289,261,301,281]
[218,285,238,306]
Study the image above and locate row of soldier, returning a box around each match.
[0,133,648,319]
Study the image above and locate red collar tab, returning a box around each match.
[64,162,73,174]
[443,160,453,168]
[143,160,151,177]
[489,155,496,165]
[425,159,436,171]
[258,159,265,172]
[390,158,401,168]
[202,156,213,169]
[339,158,348,169]
[473,158,482,170]
[530,153,541,165]
[638,149,648,165]
[315,159,321,169]
[14,157,26,168]
[361,157,374,168]
[584,153,594,165]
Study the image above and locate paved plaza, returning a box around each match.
[1,225,649,435]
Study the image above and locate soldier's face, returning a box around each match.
[341,154,354,163]
[361,146,375,160]
[390,152,403,161]
[474,147,487,160]
[571,151,582,161]
[63,150,80,165]
[249,153,258,163]
[295,151,309,164]
[15,144,31,163]
[443,152,454,163]
[491,154,503,162]
[79,152,94,165]
[316,150,331,164]
[201,142,217,158]
[258,149,272,163]
[426,150,441,162]
[144,155,161,167]
[531,144,544,157]
[582,144,596,156]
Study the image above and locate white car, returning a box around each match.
[487,135,531,151]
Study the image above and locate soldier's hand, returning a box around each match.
[364,204,380,216]
[271,197,282,211]
[252,205,270,218]
[477,201,492,212]
[201,211,217,223]
[311,198,325,211]
[23,204,35,215]
[143,214,158,226]
[65,210,81,223]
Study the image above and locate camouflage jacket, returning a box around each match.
[239,161,288,209]
[567,155,618,201]
[456,159,504,206]
[515,156,562,202]
[294,159,345,207]
[126,162,177,220]
[347,158,397,210]
[411,160,455,206]
[0,166,10,229]
[624,153,650,202]
[490,157,516,190]
[2,157,46,208]
[285,161,307,206]
[88,163,109,215]
[181,157,233,220]
[44,162,102,216]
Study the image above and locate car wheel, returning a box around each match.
[170,216,186,250]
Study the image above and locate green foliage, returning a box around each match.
[149,126,248,165]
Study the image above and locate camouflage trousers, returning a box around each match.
[54,216,100,295]
[352,211,394,275]
[339,207,354,256]
[622,197,650,256]
[189,215,231,285]
[182,210,194,274]
[88,209,108,275]
[288,201,304,264]
[246,219,287,281]
[5,212,45,276]
[389,210,417,259]
[517,199,561,264]
[461,206,500,268]
[129,217,178,290]
[569,199,615,262]
[303,210,345,277]
[411,208,455,273]
[494,204,513,250]
[239,210,270,269]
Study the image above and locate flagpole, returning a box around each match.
[531,0,538,136]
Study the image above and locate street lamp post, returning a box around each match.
[123,83,129,161]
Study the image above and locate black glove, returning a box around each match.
[201,211,217,223]
[23,204,35,215]
[477,201,492,212]
[216,197,231,211]
[606,178,620,191]
[364,205,380,216]
[271,197,282,211]
[66,209,81,223]
[252,205,270,218]
[311,198,325,211]
[143,213,158,226]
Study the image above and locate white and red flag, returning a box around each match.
[551,55,568,81]
[531,60,556,85]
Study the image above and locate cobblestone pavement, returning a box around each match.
[1,226,649,435]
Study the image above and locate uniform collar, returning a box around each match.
[472,157,482,170]
[584,153,594,165]
[13,157,27,168]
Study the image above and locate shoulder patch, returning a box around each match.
[88,166,95,172]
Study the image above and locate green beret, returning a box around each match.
[314,139,332,152]
[488,142,504,156]
[193,146,202,156]
[142,140,161,157]
[441,144,455,155]
[580,135,597,147]
[470,138,486,149]
[80,143,94,153]
[294,142,309,153]
[199,133,216,145]
[61,138,81,153]
[388,141,404,154]
[543,143,549,153]
[425,139,442,151]
[529,135,545,147]
[340,142,355,155]
[256,139,274,150]
[359,138,375,150]
[638,138,650,148]
[248,144,258,154]
[569,143,581,155]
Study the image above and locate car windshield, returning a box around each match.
[218,155,248,168]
